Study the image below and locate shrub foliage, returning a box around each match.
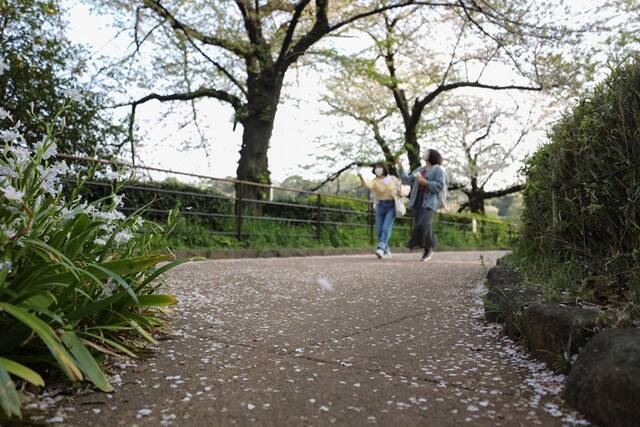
[520,57,640,308]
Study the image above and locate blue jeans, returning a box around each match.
[375,200,396,252]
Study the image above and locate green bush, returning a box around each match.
[70,179,233,231]
[58,163,517,252]
[518,57,640,311]
[0,106,186,419]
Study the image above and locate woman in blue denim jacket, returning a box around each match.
[397,149,446,261]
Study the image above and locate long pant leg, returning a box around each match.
[409,206,428,249]
[375,205,385,249]
[423,208,436,251]
[378,203,396,251]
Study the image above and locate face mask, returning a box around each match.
[374,167,383,177]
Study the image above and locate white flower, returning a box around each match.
[101,280,117,297]
[114,230,133,245]
[2,185,25,202]
[35,139,57,160]
[0,59,9,75]
[93,209,125,223]
[104,170,119,181]
[42,142,57,160]
[53,161,69,175]
[0,166,17,179]
[37,162,68,196]
[7,145,30,162]
[1,225,16,239]
[0,261,12,273]
[133,217,145,229]
[94,236,108,246]
[0,108,12,121]
[112,194,124,207]
[0,129,22,143]
[62,88,83,102]
[59,207,75,220]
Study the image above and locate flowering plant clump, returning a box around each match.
[0,103,187,420]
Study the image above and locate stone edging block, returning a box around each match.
[565,328,640,427]
[523,303,598,372]
[484,263,542,339]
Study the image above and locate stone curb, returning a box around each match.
[483,263,540,335]
[565,328,640,427]
[523,302,598,372]
[484,257,640,427]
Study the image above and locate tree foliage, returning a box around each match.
[0,0,122,157]
[91,0,432,194]
[315,1,632,210]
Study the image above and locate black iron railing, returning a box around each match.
[56,154,517,247]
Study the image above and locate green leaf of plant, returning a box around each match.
[79,332,138,359]
[66,293,125,324]
[88,263,139,305]
[23,239,79,279]
[0,303,83,382]
[42,255,171,288]
[0,362,21,419]
[138,257,199,289]
[134,294,178,307]
[60,331,113,392]
[127,319,158,345]
[98,255,172,278]
[0,357,45,387]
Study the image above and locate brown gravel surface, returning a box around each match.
[42,251,590,426]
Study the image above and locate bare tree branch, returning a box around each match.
[179,27,248,97]
[276,0,312,69]
[235,0,273,67]
[121,88,246,160]
[456,184,523,212]
[283,1,459,67]
[309,161,367,192]
[441,19,467,86]
[415,80,542,117]
[143,0,251,57]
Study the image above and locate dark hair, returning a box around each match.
[371,162,389,176]
[426,149,443,166]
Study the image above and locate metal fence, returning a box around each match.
[56,154,517,247]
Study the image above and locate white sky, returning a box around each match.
[63,2,609,187]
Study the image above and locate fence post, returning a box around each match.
[235,182,243,241]
[316,193,322,240]
[367,190,374,244]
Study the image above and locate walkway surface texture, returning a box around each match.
[46,251,589,426]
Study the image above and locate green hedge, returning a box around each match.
[68,178,517,251]
[519,57,640,308]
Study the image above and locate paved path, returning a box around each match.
[46,251,588,426]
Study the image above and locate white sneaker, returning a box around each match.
[383,251,392,259]
[375,248,384,259]
[421,249,433,262]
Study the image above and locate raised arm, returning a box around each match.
[357,172,373,189]
[395,159,415,185]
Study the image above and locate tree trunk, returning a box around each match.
[468,192,486,214]
[236,74,283,211]
[404,126,421,171]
